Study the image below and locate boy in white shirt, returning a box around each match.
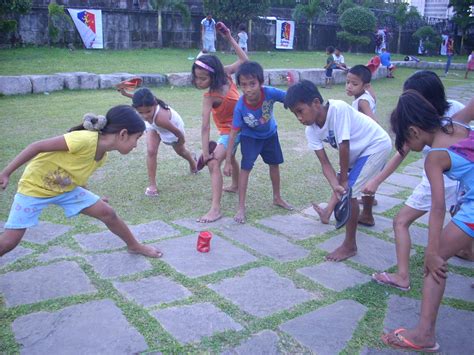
[333,48,348,71]
[284,80,392,261]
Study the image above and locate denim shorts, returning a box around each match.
[240,132,283,171]
[5,187,100,229]
[218,132,241,155]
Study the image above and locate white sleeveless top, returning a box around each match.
[145,105,185,145]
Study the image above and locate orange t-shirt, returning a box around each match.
[204,77,240,135]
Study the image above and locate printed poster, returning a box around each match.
[68,9,103,49]
[276,20,295,49]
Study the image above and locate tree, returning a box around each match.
[449,0,474,55]
[292,0,326,50]
[149,0,191,47]
[337,6,376,52]
[203,0,271,30]
[48,0,72,45]
[0,0,31,43]
[413,26,441,56]
[393,3,420,54]
[337,0,356,14]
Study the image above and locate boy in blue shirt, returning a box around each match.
[379,48,396,78]
[224,61,293,223]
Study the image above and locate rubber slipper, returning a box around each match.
[196,141,217,171]
[334,187,352,229]
[372,272,410,291]
[382,328,440,353]
[145,187,159,197]
[358,220,375,227]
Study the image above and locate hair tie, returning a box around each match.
[195,60,215,73]
[83,113,107,132]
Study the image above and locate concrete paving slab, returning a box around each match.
[0,245,33,268]
[360,215,394,233]
[383,295,473,355]
[385,172,422,189]
[12,299,148,354]
[300,203,335,222]
[280,300,367,354]
[444,273,474,302]
[216,224,310,262]
[388,225,428,247]
[113,276,192,307]
[75,220,179,251]
[85,251,153,279]
[151,302,243,344]
[372,195,404,214]
[257,214,333,240]
[155,234,257,278]
[360,346,413,355]
[221,330,280,355]
[297,262,371,292]
[415,211,451,226]
[172,217,236,231]
[448,256,474,269]
[0,261,96,307]
[36,246,81,262]
[376,183,406,196]
[402,165,423,177]
[316,232,415,271]
[409,159,425,169]
[0,221,71,245]
[208,267,315,318]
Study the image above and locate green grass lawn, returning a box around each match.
[0,54,472,353]
[0,47,469,76]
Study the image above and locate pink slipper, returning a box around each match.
[145,187,159,197]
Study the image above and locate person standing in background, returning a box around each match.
[444,36,454,76]
[238,24,248,52]
[201,13,216,53]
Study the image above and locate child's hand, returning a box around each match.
[333,185,346,200]
[0,172,9,190]
[424,251,447,283]
[223,161,232,177]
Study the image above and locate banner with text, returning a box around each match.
[276,20,295,50]
[68,9,103,49]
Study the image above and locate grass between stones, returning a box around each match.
[0,67,472,353]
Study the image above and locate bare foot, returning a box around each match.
[358,214,375,227]
[128,244,163,258]
[273,197,293,210]
[223,185,238,193]
[197,208,222,223]
[325,244,357,262]
[234,209,246,224]
[312,202,330,224]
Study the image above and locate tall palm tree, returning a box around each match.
[149,0,190,47]
[394,3,420,54]
[293,0,325,50]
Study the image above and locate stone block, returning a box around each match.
[266,69,289,86]
[167,72,192,87]
[0,245,33,268]
[299,69,326,86]
[257,214,334,240]
[57,72,99,90]
[0,76,32,95]
[333,69,348,84]
[221,330,280,355]
[99,73,133,89]
[37,246,81,263]
[28,74,64,93]
[136,73,168,87]
[85,251,153,279]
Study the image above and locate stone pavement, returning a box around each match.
[0,83,473,353]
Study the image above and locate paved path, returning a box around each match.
[1,83,473,354]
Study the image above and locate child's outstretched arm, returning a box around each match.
[362,146,408,195]
[200,96,214,161]
[0,136,68,190]
[452,97,474,124]
[221,29,249,75]
[314,149,344,198]
[358,99,377,121]
[223,128,239,176]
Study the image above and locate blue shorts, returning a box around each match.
[240,132,284,171]
[452,202,474,238]
[218,132,241,155]
[5,187,100,229]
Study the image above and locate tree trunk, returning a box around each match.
[308,20,313,51]
[397,25,402,53]
[157,9,163,47]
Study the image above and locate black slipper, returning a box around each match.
[334,187,352,229]
[196,141,217,171]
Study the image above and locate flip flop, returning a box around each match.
[196,141,217,171]
[115,77,143,90]
[372,272,410,291]
[334,187,352,229]
[145,187,159,197]
[382,328,440,353]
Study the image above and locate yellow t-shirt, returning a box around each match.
[18,130,107,197]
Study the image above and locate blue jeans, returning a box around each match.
[445,54,453,73]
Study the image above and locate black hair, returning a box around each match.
[390,90,452,155]
[131,87,169,111]
[348,65,372,84]
[191,54,227,91]
[284,80,324,109]
[69,105,145,134]
[335,47,342,52]
[238,23,246,31]
[236,61,264,85]
[403,70,450,116]
[326,46,335,54]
